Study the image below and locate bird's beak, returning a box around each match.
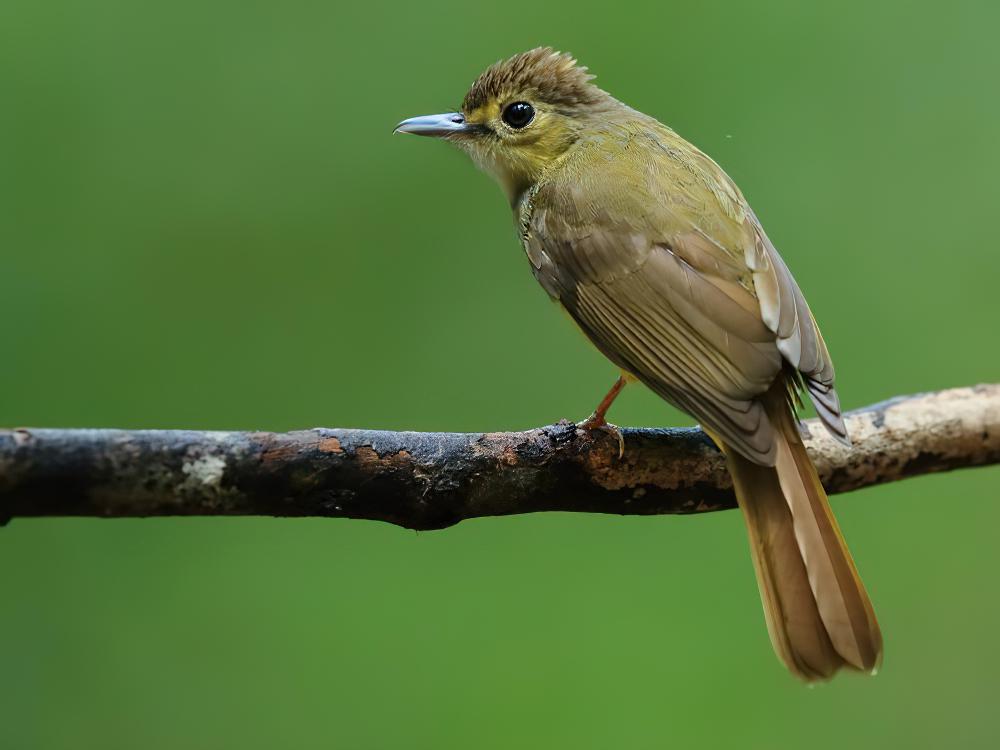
[393,112,470,138]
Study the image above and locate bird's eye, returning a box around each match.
[502,101,535,129]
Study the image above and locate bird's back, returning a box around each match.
[520,112,846,463]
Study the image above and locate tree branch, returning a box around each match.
[1,385,997,530]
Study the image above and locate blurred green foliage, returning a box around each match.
[2,1,999,747]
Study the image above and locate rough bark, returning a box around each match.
[1,385,997,530]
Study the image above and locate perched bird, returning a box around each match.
[395,47,882,681]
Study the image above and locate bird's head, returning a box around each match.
[395,48,616,203]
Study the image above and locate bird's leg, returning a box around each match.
[582,375,627,428]
[578,375,627,457]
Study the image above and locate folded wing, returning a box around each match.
[522,127,848,462]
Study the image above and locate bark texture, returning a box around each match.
[1,385,997,530]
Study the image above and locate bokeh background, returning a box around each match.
[2,1,999,747]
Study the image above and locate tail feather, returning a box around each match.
[721,386,882,681]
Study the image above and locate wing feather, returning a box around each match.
[746,212,849,444]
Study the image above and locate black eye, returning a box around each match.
[502,101,535,129]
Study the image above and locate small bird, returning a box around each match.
[396,47,882,681]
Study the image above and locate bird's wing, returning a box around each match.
[523,125,847,462]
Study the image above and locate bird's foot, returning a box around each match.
[577,413,626,459]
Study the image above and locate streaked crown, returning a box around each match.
[462,47,607,112]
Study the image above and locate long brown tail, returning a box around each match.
[723,388,882,681]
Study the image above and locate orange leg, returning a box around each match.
[578,375,628,457]
[581,375,627,429]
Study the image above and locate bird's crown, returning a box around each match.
[462,47,605,112]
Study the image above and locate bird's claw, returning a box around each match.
[577,414,626,459]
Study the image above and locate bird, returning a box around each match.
[395,47,882,681]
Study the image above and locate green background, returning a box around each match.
[2,1,998,747]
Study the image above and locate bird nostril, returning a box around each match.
[451,114,464,124]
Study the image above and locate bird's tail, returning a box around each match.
[721,386,882,681]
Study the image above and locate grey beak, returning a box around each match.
[393,112,469,137]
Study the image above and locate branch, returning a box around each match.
[1,385,997,530]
